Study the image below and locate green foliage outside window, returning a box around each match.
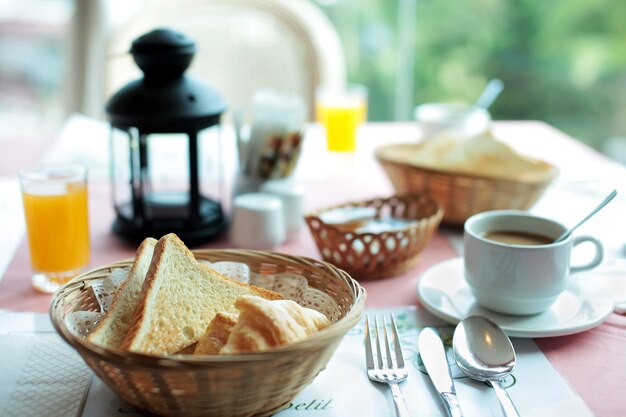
[319,0,626,151]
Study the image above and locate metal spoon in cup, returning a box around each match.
[453,316,519,417]
[554,189,617,243]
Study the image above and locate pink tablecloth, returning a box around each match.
[2,123,626,415]
[2,179,625,416]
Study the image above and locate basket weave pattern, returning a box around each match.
[376,145,558,226]
[305,195,443,280]
[50,250,366,417]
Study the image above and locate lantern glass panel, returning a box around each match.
[110,126,133,218]
[144,133,191,219]
[198,125,222,203]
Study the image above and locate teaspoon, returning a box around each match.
[453,316,519,417]
[554,189,617,243]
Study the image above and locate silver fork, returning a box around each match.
[364,314,411,417]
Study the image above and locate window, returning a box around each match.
[317,0,626,159]
[0,0,72,139]
[2,0,625,162]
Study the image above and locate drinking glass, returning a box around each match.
[316,84,368,152]
[20,164,90,293]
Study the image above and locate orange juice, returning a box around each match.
[316,85,368,152]
[20,165,90,292]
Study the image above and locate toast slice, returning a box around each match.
[121,233,282,355]
[88,237,157,349]
[193,312,238,355]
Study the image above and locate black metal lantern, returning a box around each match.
[106,28,227,245]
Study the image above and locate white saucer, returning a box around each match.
[593,260,626,314]
[417,257,614,338]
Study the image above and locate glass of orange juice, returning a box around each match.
[19,164,90,293]
[316,84,368,152]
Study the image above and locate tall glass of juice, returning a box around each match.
[19,164,90,293]
[316,84,368,152]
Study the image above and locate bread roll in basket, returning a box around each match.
[376,133,559,225]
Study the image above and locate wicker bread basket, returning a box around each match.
[305,194,443,280]
[375,143,558,226]
[50,250,366,417]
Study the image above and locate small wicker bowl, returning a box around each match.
[305,194,444,280]
[50,250,366,417]
[375,143,559,226]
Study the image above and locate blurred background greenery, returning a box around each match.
[1,0,625,160]
[318,0,626,155]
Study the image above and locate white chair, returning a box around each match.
[69,0,346,121]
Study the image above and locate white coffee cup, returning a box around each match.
[231,193,286,249]
[464,210,604,315]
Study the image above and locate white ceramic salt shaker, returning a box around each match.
[231,193,286,249]
[259,179,305,241]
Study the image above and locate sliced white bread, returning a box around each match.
[193,312,238,355]
[88,237,157,349]
[121,233,282,355]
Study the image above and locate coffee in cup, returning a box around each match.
[482,230,553,246]
[464,210,604,315]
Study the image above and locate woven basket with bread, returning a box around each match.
[376,133,559,225]
[50,234,365,417]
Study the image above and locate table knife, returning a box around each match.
[418,327,464,417]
